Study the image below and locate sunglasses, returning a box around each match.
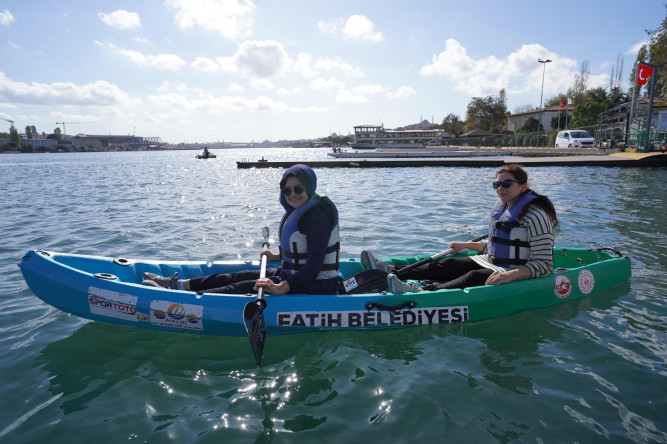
[492,179,521,189]
[282,185,305,196]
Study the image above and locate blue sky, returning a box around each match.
[0,0,663,143]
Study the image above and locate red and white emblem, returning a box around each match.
[554,275,572,299]
[578,270,595,295]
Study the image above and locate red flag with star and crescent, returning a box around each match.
[637,64,655,85]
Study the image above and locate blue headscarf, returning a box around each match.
[279,164,317,213]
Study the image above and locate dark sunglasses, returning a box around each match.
[282,185,305,196]
[492,179,520,189]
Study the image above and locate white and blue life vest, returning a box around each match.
[279,196,340,280]
[488,191,543,268]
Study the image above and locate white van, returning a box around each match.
[555,130,595,148]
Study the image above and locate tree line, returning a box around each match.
[440,6,666,137]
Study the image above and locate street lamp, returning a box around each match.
[537,58,552,145]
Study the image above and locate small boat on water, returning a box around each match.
[196,148,216,159]
[19,247,630,337]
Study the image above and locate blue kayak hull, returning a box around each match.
[19,248,631,337]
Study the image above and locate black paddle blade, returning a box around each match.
[243,299,267,366]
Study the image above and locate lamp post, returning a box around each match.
[537,58,552,146]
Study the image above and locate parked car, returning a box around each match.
[555,130,595,148]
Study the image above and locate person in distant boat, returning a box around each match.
[362,164,559,294]
[142,164,340,295]
[203,146,210,158]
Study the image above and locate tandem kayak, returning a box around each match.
[19,248,630,337]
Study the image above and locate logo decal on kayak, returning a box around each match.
[88,286,138,322]
[578,270,595,295]
[277,306,468,328]
[150,300,203,331]
[554,275,572,299]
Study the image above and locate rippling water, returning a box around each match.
[1,149,665,442]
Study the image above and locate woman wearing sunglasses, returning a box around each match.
[363,164,558,293]
[143,164,340,295]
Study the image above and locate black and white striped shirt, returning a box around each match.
[472,204,555,277]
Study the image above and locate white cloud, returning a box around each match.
[336,89,370,103]
[313,57,363,78]
[310,77,345,90]
[0,72,130,107]
[148,83,289,115]
[104,43,187,70]
[98,10,141,30]
[387,86,416,98]
[117,48,186,70]
[8,41,20,50]
[249,78,273,90]
[420,39,580,97]
[293,53,363,79]
[191,56,220,72]
[228,83,244,92]
[0,10,14,26]
[216,40,291,79]
[276,87,301,96]
[165,0,256,40]
[342,15,384,43]
[627,39,649,55]
[319,15,383,43]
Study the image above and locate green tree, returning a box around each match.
[569,88,609,127]
[9,126,20,149]
[441,113,464,135]
[647,5,667,98]
[24,125,36,139]
[53,127,62,141]
[551,113,572,131]
[518,117,542,133]
[464,89,508,133]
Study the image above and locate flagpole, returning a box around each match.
[629,61,638,139]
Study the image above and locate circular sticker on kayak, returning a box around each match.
[578,270,595,295]
[554,275,572,299]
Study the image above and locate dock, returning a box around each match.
[236,152,667,169]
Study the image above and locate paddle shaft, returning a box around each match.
[395,233,489,276]
[256,240,270,299]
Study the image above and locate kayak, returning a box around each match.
[19,247,631,337]
[196,154,216,159]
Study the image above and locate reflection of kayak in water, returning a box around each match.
[18,247,630,337]
[196,153,216,159]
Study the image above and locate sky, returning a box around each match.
[0,0,663,144]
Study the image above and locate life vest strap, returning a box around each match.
[490,235,530,247]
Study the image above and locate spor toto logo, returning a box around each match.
[554,275,572,299]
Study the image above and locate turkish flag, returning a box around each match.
[637,64,655,85]
[560,101,565,109]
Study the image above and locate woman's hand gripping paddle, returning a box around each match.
[394,234,489,277]
[243,226,270,366]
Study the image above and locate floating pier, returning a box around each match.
[237,152,667,169]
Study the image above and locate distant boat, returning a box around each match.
[196,150,216,159]
[350,124,447,149]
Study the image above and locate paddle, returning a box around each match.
[243,226,270,366]
[393,233,489,277]
[342,233,490,294]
